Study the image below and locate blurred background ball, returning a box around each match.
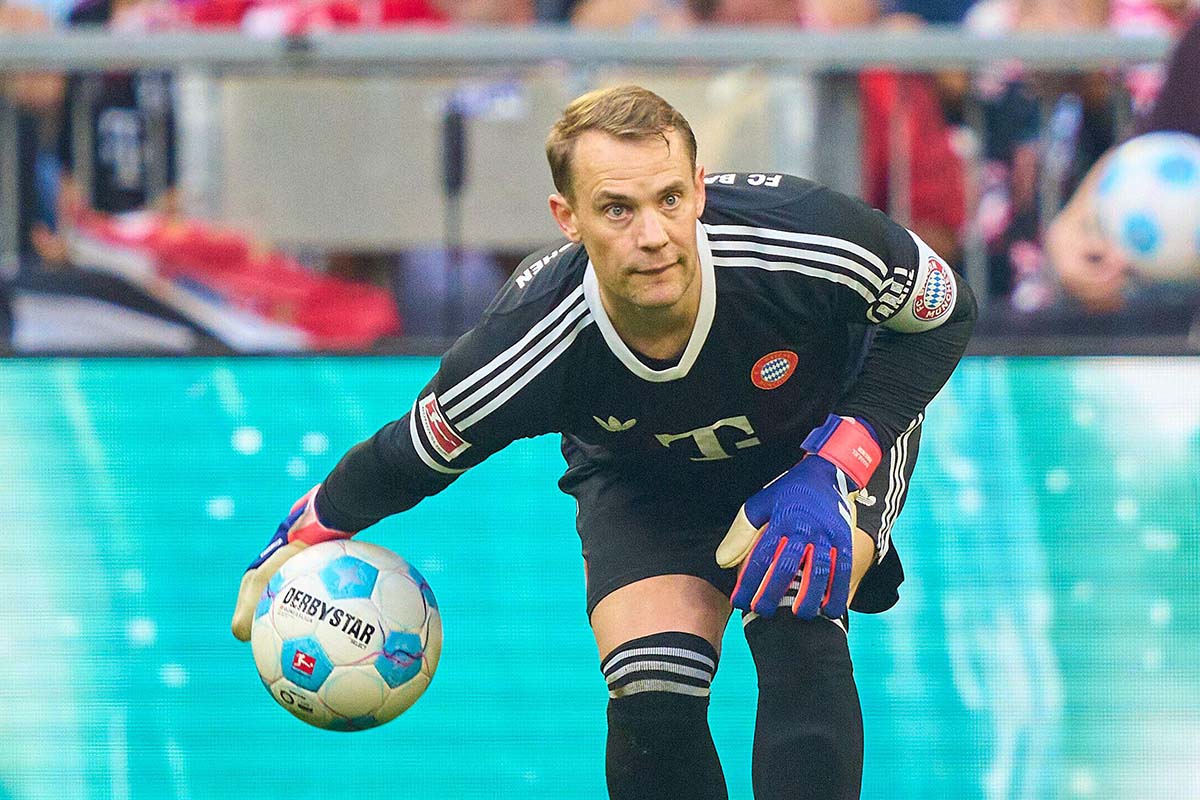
[251,540,441,731]
[1094,131,1200,281]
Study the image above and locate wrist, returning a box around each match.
[801,415,882,490]
[310,484,361,536]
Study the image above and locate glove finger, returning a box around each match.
[245,500,311,572]
[248,526,287,572]
[232,568,271,642]
[730,527,780,612]
[278,502,306,537]
[821,545,852,620]
[750,538,804,617]
[232,540,306,641]
[742,481,780,528]
[289,484,320,515]
[791,544,829,620]
[716,505,765,569]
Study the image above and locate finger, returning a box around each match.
[716,505,766,568]
[1095,249,1132,280]
[821,545,852,620]
[791,545,828,620]
[730,528,778,611]
[750,538,803,617]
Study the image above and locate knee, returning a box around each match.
[745,614,853,682]
[745,618,863,800]
[603,631,719,726]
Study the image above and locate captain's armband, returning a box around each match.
[881,231,958,333]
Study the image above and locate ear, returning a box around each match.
[694,165,707,218]
[548,193,582,243]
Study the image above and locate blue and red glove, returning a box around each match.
[716,415,881,620]
[231,484,356,641]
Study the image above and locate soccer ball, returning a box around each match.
[250,540,441,731]
[1094,131,1200,281]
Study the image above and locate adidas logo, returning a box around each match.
[593,415,637,432]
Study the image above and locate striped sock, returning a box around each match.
[601,631,718,699]
[603,632,727,800]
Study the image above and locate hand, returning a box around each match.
[717,416,880,620]
[230,484,355,642]
[1044,151,1133,314]
[1045,210,1131,314]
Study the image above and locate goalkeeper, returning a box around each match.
[233,85,976,800]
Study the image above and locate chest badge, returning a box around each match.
[751,350,799,390]
[594,415,637,432]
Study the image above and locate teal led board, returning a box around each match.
[0,357,1196,799]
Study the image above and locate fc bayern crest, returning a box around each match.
[913,257,955,321]
[751,350,799,390]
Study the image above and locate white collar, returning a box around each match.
[582,220,715,382]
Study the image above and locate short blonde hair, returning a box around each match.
[546,85,697,200]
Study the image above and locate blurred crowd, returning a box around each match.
[0,0,1197,351]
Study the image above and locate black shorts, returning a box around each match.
[561,420,923,617]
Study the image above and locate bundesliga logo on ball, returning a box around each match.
[250,540,441,731]
[1094,131,1200,282]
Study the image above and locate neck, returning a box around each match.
[601,271,701,361]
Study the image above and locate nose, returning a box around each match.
[636,210,670,250]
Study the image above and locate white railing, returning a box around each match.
[0,27,1177,313]
[0,28,1172,70]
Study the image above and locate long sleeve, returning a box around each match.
[312,247,586,531]
[836,274,977,450]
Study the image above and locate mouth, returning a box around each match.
[633,259,679,276]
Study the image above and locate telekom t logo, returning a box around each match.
[655,415,761,461]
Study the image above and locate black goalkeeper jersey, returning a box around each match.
[318,173,976,532]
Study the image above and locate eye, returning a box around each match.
[663,193,681,208]
[605,205,628,220]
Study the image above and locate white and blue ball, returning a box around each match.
[251,540,441,731]
[1094,131,1200,282]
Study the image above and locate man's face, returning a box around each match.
[550,129,706,315]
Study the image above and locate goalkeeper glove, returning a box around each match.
[230,484,355,642]
[717,415,881,620]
